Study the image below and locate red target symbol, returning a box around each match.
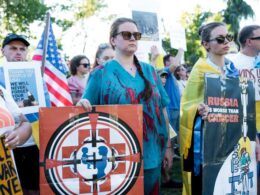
[41,111,142,195]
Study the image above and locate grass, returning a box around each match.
[161,157,182,195]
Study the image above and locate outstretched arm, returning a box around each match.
[169,48,184,73]
[150,45,160,67]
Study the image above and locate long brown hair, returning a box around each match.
[134,55,152,101]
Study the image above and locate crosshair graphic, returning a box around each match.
[41,110,142,195]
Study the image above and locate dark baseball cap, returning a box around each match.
[2,33,30,48]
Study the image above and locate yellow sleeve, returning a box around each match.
[155,54,164,69]
[179,58,221,158]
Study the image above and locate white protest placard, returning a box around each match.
[239,68,260,101]
[169,23,187,51]
[129,0,163,62]
[2,61,46,115]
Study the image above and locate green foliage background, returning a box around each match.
[162,0,255,66]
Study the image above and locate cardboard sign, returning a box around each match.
[169,23,187,51]
[0,135,23,195]
[39,105,143,195]
[203,74,257,195]
[0,96,22,194]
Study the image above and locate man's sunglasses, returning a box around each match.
[250,36,260,40]
[115,31,142,40]
[80,63,90,68]
[209,34,234,44]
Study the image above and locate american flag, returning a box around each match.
[33,22,73,107]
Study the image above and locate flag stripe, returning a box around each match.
[32,21,73,107]
[44,67,70,92]
[45,83,72,106]
[32,55,42,61]
[44,73,72,101]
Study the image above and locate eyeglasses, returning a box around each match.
[80,63,90,68]
[115,31,142,40]
[250,36,260,40]
[209,34,233,44]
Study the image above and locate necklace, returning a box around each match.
[129,66,135,71]
[115,58,136,72]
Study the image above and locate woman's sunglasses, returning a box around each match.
[209,34,234,44]
[80,63,90,68]
[250,36,260,40]
[115,31,142,40]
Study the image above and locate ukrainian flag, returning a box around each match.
[180,58,222,195]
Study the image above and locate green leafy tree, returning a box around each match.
[162,0,255,66]
[180,7,212,65]
[0,0,48,35]
[223,0,254,46]
[0,0,106,36]
[162,6,220,66]
[75,0,107,19]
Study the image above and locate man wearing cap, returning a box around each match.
[1,33,39,195]
[2,34,30,62]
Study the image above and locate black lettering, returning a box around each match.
[7,161,16,177]
[0,163,11,180]
[0,179,12,194]
[0,136,10,159]
[11,177,21,193]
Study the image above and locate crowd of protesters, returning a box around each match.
[1,16,260,195]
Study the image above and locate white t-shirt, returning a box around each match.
[227,52,255,70]
[177,80,187,96]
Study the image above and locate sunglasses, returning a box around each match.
[209,34,234,44]
[115,31,142,40]
[80,63,90,68]
[250,36,260,40]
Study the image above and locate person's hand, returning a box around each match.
[150,45,159,61]
[163,147,173,170]
[5,130,20,149]
[198,103,209,120]
[76,99,92,112]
